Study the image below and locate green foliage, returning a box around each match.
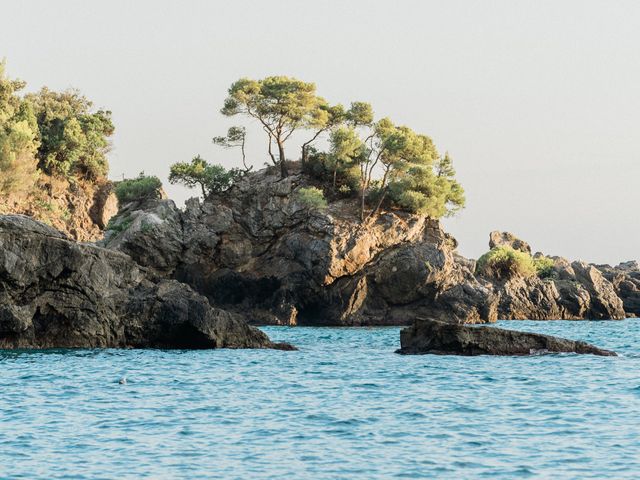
[0,62,40,199]
[169,155,241,197]
[346,101,374,126]
[212,126,250,171]
[221,76,327,176]
[296,186,327,210]
[106,214,132,234]
[115,174,162,204]
[327,115,465,220]
[533,255,555,278]
[26,87,114,180]
[476,246,537,280]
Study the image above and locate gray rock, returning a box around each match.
[397,318,616,356]
[98,165,632,325]
[489,231,532,254]
[0,215,293,350]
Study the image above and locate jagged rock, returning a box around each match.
[397,318,616,356]
[100,165,631,325]
[99,198,184,275]
[594,262,640,317]
[89,182,118,229]
[489,231,531,254]
[1,176,117,242]
[0,215,292,350]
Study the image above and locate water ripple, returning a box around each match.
[0,320,638,479]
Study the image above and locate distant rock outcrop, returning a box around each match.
[0,215,291,350]
[594,262,640,317]
[397,318,616,356]
[489,231,531,254]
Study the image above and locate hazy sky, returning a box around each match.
[2,0,639,263]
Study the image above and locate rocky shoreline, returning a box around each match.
[0,166,635,352]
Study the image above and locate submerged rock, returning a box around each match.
[397,318,616,356]
[0,215,292,350]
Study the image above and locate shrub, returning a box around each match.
[115,174,162,204]
[476,246,536,280]
[533,255,555,279]
[296,186,327,210]
[106,214,132,234]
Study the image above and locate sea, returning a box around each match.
[1,320,639,479]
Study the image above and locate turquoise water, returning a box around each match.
[1,320,639,479]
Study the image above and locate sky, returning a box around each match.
[2,0,639,264]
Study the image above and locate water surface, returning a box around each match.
[1,320,639,479]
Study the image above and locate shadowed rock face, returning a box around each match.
[397,318,616,356]
[0,215,293,350]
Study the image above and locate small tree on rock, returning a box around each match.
[213,126,251,172]
[169,155,240,197]
[221,76,325,177]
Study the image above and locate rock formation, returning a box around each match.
[397,318,616,356]
[101,166,497,325]
[477,232,626,320]
[594,261,640,317]
[0,176,118,242]
[100,166,633,325]
[0,215,292,350]
[489,231,531,254]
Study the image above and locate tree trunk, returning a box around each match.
[278,142,288,177]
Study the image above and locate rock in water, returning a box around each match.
[397,318,616,356]
[0,215,293,350]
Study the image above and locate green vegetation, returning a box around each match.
[1,61,113,205]
[296,187,327,210]
[26,88,114,179]
[0,61,40,199]
[106,214,133,234]
[169,155,241,197]
[476,246,536,280]
[476,246,555,280]
[533,255,555,278]
[221,76,323,177]
[212,126,250,172]
[115,174,162,204]
[324,118,465,220]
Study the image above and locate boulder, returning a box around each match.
[397,318,616,356]
[489,231,531,254]
[0,215,292,350]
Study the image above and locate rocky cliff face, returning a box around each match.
[594,261,640,317]
[0,176,117,242]
[100,166,632,325]
[101,166,499,325]
[0,215,290,349]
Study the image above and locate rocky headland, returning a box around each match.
[1,165,636,351]
[99,164,634,326]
